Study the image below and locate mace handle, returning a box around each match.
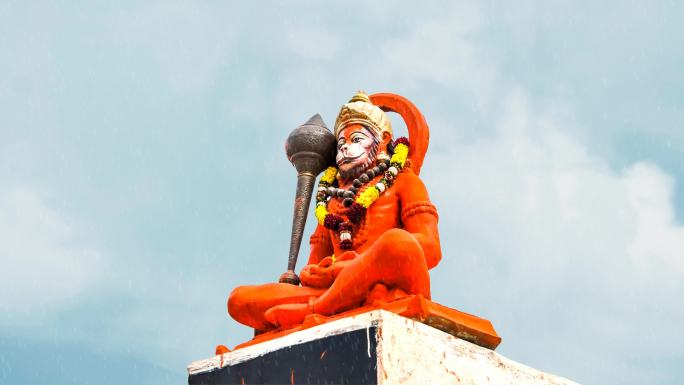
[279,171,316,285]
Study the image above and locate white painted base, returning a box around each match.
[188,310,579,385]
[376,311,577,385]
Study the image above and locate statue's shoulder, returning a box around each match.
[395,167,424,186]
[394,168,429,201]
[394,168,437,223]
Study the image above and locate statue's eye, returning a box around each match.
[352,137,361,143]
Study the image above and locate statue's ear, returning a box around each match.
[381,131,392,149]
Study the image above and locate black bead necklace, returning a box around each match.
[325,159,390,207]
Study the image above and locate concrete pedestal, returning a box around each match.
[188,310,578,385]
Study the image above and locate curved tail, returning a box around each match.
[369,93,430,175]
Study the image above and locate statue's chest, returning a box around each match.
[326,189,401,250]
[327,189,400,220]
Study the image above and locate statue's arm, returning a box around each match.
[306,224,334,266]
[397,171,442,269]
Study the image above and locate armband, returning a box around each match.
[401,201,439,223]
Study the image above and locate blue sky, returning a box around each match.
[1,1,683,384]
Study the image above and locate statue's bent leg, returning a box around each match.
[228,283,325,330]
[314,228,431,315]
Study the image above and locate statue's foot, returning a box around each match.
[215,345,230,355]
[264,301,313,329]
[364,283,409,307]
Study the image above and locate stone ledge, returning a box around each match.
[232,295,501,351]
[188,310,578,385]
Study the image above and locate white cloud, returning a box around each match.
[626,163,684,273]
[427,90,684,384]
[380,16,499,110]
[0,189,104,325]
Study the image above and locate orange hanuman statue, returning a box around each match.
[227,92,500,350]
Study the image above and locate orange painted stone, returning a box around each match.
[215,345,230,355]
[233,296,500,351]
[226,91,501,351]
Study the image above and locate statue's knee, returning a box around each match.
[227,286,250,318]
[383,228,409,240]
[383,228,420,251]
[375,229,422,263]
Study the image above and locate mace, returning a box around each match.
[279,114,336,285]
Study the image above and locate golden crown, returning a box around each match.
[334,91,392,139]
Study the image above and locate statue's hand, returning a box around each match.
[300,263,334,289]
[335,251,358,262]
[300,252,359,288]
[317,256,334,268]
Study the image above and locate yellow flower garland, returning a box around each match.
[320,167,338,185]
[352,142,409,209]
[314,138,410,242]
[390,143,409,167]
[315,204,328,225]
[356,186,380,208]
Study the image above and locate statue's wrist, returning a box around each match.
[332,260,349,277]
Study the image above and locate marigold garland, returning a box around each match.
[356,186,380,208]
[323,213,343,231]
[320,166,338,186]
[346,202,366,224]
[390,143,409,167]
[315,204,328,225]
[314,137,410,249]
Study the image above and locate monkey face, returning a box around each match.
[335,123,379,182]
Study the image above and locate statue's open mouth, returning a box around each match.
[338,153,363,165]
